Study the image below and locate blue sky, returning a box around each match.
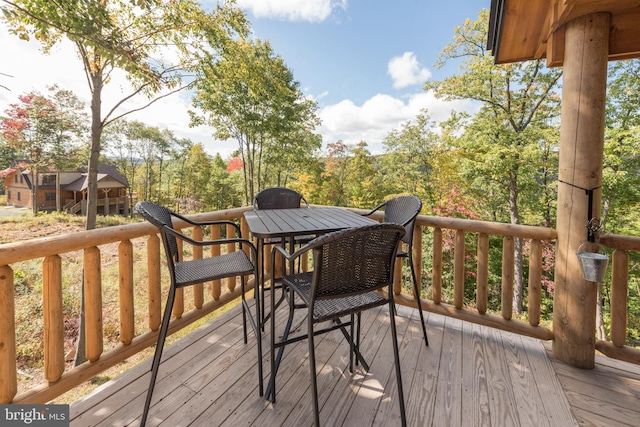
[0,0,486,157]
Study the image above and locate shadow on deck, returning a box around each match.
[69,302,640,426]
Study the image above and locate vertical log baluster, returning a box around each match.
[43,255,64,382]
[226,224,236,292]
[147,234,161,331]
[119,240,134,345]
[454,230,465,309]
[528,239,542,327]
[477,233,489,314]
[611,249,629,347]
[192,226,204,309]
[0,265,17,403]
[432,228,443,304]
[174,239,184,319]
[413,225,423,300]
[393,256,402,295]
[502,236,514,320]
[211,225,221,300]
[84,246,103,362]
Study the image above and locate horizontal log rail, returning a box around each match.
[346,208,557,341]
[594,233,640,365]
[1,205,637,406]
[0,206,255,404]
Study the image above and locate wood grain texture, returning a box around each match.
[68,303,640,427]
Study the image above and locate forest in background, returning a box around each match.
[2,9,640,347]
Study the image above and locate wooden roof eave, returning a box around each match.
[488,0,640,67]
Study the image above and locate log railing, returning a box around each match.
[2,205,638,405]
[595,233,640,364]
[0,206,254,405]
[347,208,557,341]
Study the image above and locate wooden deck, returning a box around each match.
[69,300,640,426]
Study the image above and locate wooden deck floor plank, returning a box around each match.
[370,307,434,427]
[399,311,446,427]
[570,406,637,427]
[520,335,577,427]
[482,324,521,427]
[70,304,245,420]
[461,321,492,427]
[296,305,393,427]
[341,306,417,427]
[67,301,640,427]
[433,316,463,426]
[71,310,247,426]
[498,330,551,427]
[154,332,260,426]
[92,324,251,427]
[564,389,640,426]
[552,361,640,406]
[251,305,384,426]
[319,305,409,427]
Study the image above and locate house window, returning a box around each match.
[7,191,11,200]
[45,192,56,202]
[20,175,23,184]
[17,192,21,201]
[14,174,18,183]
[42,175,56,185]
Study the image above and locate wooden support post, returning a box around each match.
[43,255,65,382]
[0,265,17,403]
[553,12,610,369]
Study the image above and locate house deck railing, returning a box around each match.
[0,205,638,405]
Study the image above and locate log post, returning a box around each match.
[552,12,610,369]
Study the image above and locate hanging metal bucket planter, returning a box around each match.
[576,242,609,282]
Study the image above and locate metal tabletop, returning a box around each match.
[243,207,377,239]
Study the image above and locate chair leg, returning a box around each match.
[409,255,429,347]
[242,275,263,396]
[389,300,407,427]
[308,318,321,427]
[140,286,176,427]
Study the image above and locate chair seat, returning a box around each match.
[284,272,387,323]
[175,251,255,288]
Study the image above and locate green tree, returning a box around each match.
[3,0,248,229]
[1,88,86,213]
[380,111,441,209]
[602,59,640,235]
[180,143,211,212]
[190,37,320,204]
[345,141,381,208]
[425,10,562,314]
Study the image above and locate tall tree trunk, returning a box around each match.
[76,61,104,366]
[86,70,104,231]
[508,171,525,314]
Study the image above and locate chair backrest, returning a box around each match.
[135,201,179,262]
[308,223,405,300]
[382,195,422,246]
[253,187,309,210]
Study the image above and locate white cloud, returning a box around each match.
[236,0,347,22]
[387,52,432,89]
[0,26,479,163]
[318,91,478,154]
[0,27,236,158]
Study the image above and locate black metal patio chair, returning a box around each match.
[362,195,428,346]
[135,201,261,426]
[268,223,407,427]
[253,187,315,320]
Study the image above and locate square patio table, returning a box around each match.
[243,206,379,400]
[244,207,378,301]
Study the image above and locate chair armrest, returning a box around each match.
[361,201,386,217]
[169,210,242,233]
[163,226,257,257]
